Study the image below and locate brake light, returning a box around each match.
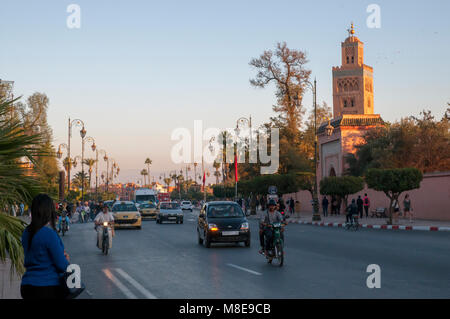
[210,227,219,231]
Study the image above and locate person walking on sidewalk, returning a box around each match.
[357,195,364,218]
[363,193,370,218]
[289,197,295,216]
[403,194,413,223]
[322,196,329,217]
[391,198,400,224]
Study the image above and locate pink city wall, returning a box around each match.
[283,171,450,221]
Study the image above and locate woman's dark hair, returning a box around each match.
[26,194,57,249]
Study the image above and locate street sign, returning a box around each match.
[268,186,277,195]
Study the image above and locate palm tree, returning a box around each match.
[163,177,172,191]
[0,99,44,275]
[140,169,148,186]
[144,158,152,185]
[72,171,89,190]
[83,158,96,191]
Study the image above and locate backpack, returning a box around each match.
[364,197,369,205]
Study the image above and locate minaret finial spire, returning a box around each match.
[347,22,355,37]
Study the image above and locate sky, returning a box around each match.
[1,0,449,184]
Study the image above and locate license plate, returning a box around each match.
[168,217,177,220]
[222,231,239,236]
[123,216,128,218]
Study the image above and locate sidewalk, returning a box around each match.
[248,210,450,231]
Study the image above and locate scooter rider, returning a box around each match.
[259,199,284,255]
[94,206,115,249]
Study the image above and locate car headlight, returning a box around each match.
[240,222,249,230]
[208,223,218,231]
[136,212,141,218]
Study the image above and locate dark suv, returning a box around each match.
[197,201,250,248]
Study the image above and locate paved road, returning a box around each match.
[62,210,450,299]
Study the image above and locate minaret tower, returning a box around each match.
[332,23,374,118]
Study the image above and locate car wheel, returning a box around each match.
[245,239,251,247]
[137,226,142,229]
[180,219,183,224]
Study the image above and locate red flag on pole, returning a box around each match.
[202,172,206,191]
[234,154,238,182]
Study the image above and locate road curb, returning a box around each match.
[287,220,450,232]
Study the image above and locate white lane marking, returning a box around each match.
[102,269,137,299]
[115,268,157,299]
[226,263,262,276]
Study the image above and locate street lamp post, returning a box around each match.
[305,79,321,221]
[96,149,106,198]
[82,136,96,201]
[67,118,86,192]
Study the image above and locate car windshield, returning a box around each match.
[207,204,244,218]
[160,203,180,210]
[112,203,137,212]
[136,195,156,203]
[182,202,191,205]
[140,203,156,209]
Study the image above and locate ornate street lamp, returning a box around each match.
[67,118,86,192]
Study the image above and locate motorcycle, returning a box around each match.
[261,222,285,267]
[60,218,68,236]
[98,222,112,255]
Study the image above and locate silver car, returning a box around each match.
[156,202,184,224]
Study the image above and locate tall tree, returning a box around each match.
[144,158,152,184]
[83,158,97,191]
[250,42,311,141]
[347,108,450,175]
[249,42,314,174]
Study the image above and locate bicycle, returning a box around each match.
[345,215,361,231]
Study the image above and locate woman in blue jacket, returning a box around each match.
[21,194,70,299]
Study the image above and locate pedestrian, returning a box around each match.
[357,195,364,218]
[363,193,370,218]
[20,194,70,299]
[391,198,400,224]
[289,197,295,216]
[82,201,90,223]
[75,202,83,223]
[322,196,329,217]
[403,194,413,223]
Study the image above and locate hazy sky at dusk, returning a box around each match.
[1,0,449,183]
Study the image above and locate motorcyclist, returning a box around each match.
[259,199,284,255]
[57,202,70,233]
[94,205,115,250]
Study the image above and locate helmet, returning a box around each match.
[268,199,277,207]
